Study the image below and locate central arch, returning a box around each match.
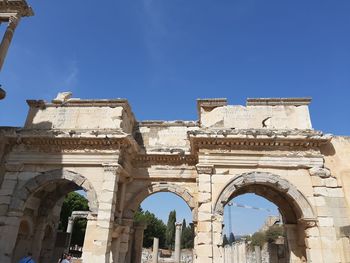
[125,182,197,221]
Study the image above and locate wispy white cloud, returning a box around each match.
[63,59,79,88]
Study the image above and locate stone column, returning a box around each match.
[254,246,261,263]
[82,164,121,263]
[132,222,147,263]
[174,223,182,263]
[194,164,219,263]
[152,237,159,263]
[0,15,20,71]
[66,217,74,233]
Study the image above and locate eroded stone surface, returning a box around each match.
[0,95,349,263]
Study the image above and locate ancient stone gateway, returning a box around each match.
[0,95,350,263]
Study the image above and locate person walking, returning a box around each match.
[59,253,72,263]
[19,252,35,263]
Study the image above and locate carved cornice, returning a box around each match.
[6,131,139,153]
[246,97,312,106]
[133,154,197,167]
[0,0,34,18]
[189,129,331,152]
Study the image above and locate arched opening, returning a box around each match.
[123,184,195,263]
[215,172,316,263]
[9,169,97,263]
[223,193,288,263]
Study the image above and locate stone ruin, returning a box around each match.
[0,94,349,263]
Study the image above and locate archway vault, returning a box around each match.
[214,171,316,224]
[126,182,197,221]
[9,169,99,214]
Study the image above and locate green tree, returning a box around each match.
[265,225,284,243]
[229,232,235,244]
[59,192,89,246]
[251,231,266,248]
[180,219,194,249]
[181,219,187,248]
[134,207,167,248]
[223,234,229,246]
[165,210,176,249]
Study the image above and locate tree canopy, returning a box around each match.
[59,191,89,246]
[134,207,167,248]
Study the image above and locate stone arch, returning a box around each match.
[126,183,197,221]
[9,169,98,214]
[214,171,316,223]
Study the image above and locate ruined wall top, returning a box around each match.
[198,97,312,130]
[23,93,313,135]
[24,92,135,133]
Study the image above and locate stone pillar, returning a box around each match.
[174,223,182,263]
[152,237,159,263]
[82,164,121,263]
[284,224,305,263]
[132,222,147,263]
[0,15,20,71]
[125,227,135,263]
[0,211,23,263]
[195,164,221,263]
[66,217,74,233]
[254,246,261,263]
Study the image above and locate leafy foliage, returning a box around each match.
[59,192,89,246]
[251,231,266,248]
[181,219,194,249]
[134,207,167,248]
[265,225,284,243]
[250,225,285,248]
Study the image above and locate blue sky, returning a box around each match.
[1,0,350,234]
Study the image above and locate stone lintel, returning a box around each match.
[246,97,312,106]
[27,98,131,110]
[137,120,198,127]
[189,129,332,150]
[102,163,124,174]
[197,98,227,114]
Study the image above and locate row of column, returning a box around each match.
[151,223,183,263]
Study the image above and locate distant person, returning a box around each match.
[60,253,72,263]
[19,252,35,263]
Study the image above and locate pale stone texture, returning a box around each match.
[0,96,349,263]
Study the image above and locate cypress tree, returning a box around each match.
[229,232,235,244]
[223,234,229,246]
[165,210,176,250]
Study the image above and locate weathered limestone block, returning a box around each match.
[309,167,331,178]
[200,100,312,129]
[318,217,334,227]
